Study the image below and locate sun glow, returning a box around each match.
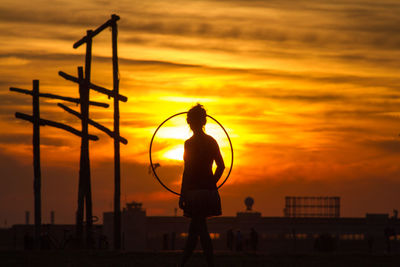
[151,115,233,169]
[156,126,191,140]
[163,146,184,161]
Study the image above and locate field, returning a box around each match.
[1,251,400,267]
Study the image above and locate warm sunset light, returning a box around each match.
[163,146,184,162]
[1,0,400,228]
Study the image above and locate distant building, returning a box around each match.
[101,197,399,253]
[4,197,400,253]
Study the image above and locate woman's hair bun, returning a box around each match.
[187,103,207,126]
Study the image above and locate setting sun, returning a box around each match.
[163,146,184,161]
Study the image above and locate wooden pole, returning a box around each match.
[70,14,126,249]
[32,80,41,250]
[111,15,121,250]
[84,30,94,248]
[76,67,85,245]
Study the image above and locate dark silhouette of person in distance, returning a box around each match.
[179,104,225,267]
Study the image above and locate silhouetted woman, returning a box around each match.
[179,104,225,267]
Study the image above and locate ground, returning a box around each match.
[1,251,400,267]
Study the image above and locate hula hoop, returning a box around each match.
[149,112,233,196]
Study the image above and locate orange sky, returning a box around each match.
[1,0,400,225]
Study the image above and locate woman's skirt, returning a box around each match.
[183,189,222,218]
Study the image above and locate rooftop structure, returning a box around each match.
[284,196,340,218]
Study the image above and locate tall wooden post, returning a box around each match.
[111,15,121,250]
[32,80,41,249]
[84,30,94,247]
[78,63,92,248]
[71,14,126,249]
[10,78,107,249]
[76,67,85,244]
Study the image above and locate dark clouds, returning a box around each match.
[0,51,197,71]
[361,138,400,154]
[118,0,400,52]
[0,3,113,27]
[1,0,400,52]
[0,133,68,147]
[2,50,400,96]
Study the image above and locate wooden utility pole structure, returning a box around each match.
[10,13,127,250]
[83,31,93,245]
[32,80,41,250]
[71,14,127,249]
[59,65,126,247]
[111,15,122,251]
[76,64,93,246]
[10,79,106,249]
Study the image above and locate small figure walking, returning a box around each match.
[250,228,259,252]
[179,104,225,267]
[227,228,234,251]
[236,230,243,252]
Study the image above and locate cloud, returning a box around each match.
[2,49,400,96]
[0,2,112,27]
[305,125,375,135]
[1,0,400,224]
[221,172,400,217]
[117,1,400,52]
[0,93,32,106]
[2,0,400,53]
[0,133,68,147]
[0,51,197,69]
[121,119,158,128]
[319,109,400,121]
[361,138,400,154]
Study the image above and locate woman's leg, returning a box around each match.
[198,217,214,267]
[180,218,199,267]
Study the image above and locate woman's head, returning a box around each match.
[187,104,207,133]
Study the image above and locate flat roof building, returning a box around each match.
[4,198,399,253]
[101,198,399,253]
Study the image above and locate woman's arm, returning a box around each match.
[213,141,225,183]
[179,141,189,209]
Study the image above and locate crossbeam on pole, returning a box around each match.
[57,103,128,145]
[10,87,109,108]
[15,112,99,141]
[58,72,128,102]
[73,14,120,49]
